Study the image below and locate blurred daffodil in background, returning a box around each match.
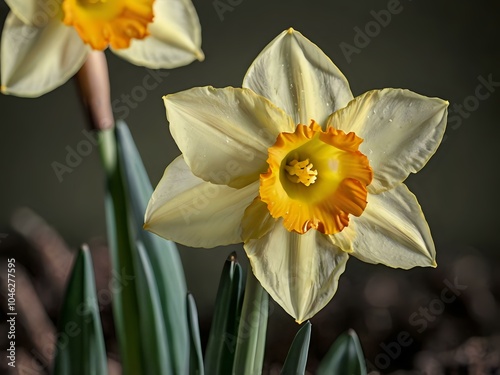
[145,28,448,323]
[1,0,204,97]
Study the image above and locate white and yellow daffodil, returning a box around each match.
[144,29,448,323]
[1,0,204,97]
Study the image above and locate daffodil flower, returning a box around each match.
[1,0,204,97]
[144,29,448,323]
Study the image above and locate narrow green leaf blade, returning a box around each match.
[204,253,244,375]
[99,129,143,375]
[52,245,107,375]
[317,329,367,375]
[115,121,189,373]
[187,293,205,375]
[280,321,312,375]
[232,270,268,375]
[134,241,171,374]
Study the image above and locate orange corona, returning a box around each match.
[62,0,154,50]
[260,121,373,234]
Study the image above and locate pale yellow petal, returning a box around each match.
[145,156,259,248]
[244,221,349,323]
[1,12,88,97]
[241,197,276,241]
[111,0,203,68]
[5,0,61,26]
[331,184,436,269]
[243,28,353,126]
[327,89,448,193]
[165,86,294,188]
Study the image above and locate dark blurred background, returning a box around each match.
[0,0,499,374]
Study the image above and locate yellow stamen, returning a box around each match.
[285,159,318,186]
[259,120,373,235]
[62,0,154,50]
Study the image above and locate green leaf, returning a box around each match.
[52,245,107,375]
[280,321,311,375]
[187,293,204,375]
[99,128,143,375]
[317,329,367,375]
[232,270,268,375]
[115,121,189,373]
[204,253,244,375]
[134,240,172,374]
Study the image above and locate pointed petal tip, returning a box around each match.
[195,49,205,62]
[287,27,295,34]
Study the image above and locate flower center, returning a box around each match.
[259,120,373,235]
[62,0,154,50]
[285,158,317,186]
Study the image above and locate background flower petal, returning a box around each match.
[111,0,204,68]
[1,12,88,97]
[165,86,294,188]
[244,221,349,323]
[333,183,436,269]
[243,28,353,127]
[145,156,259,248]
[327,89,448,193]
[5,0,61,26]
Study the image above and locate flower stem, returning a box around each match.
[76,51,114,131]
